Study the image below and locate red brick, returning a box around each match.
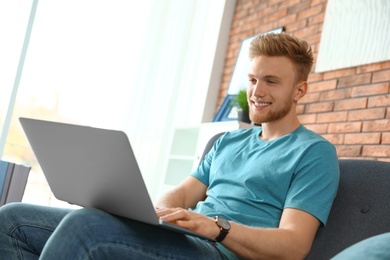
[246,1,267,10]
[267,9,288,22]
[297,4,323,20]
[268,0,286,6]
[298,114,317,124]
[323,68,356,80]
[337,74,372,88]
[334,97,367,111]
[317,111,348,123]
[348,108,386,121]
[233,8,248,20]
[225,56,238,67]
[308,12,325,25]
[368,95,390,108]
[255,23,281,34]
[242,16,257,27]
[288,1,311,14]
[311,0,327,5]
[294,24,322,39]
[303,32,322,46]
[305,102,333,113]
[296,104,305,114]
[382,133,390,144]
[322,134,344,144]
[280,0,301,8]
[309,79,337,92]
[305,123,328,134]
[277,14,297,26]
[335,145,362,157]
[362,119,390,132]
[285,19,308,33]
[373,69,390,83]
[356,61,390,73]
[351,83,389,97]
[320,89,352,101]
[344,133,381,145]
[300,92,320,104]
[308,73,324,83]
[328,122,362,133]
[224,65,234,76]
[362,145,390,158]
[312,42,320,54]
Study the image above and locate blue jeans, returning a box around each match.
[0,203,227,259]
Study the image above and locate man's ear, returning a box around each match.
[294,81,307,102]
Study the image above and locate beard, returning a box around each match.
[249,98,293,125]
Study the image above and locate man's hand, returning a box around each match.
[156,207,220,240]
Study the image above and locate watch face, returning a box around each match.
[217,217,231,230]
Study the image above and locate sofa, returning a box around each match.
[200,132,390,259]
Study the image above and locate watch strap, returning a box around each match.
[215,228,229,242]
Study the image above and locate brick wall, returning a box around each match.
[218,0,390,161]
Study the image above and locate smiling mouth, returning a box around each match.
[254,102,271,108]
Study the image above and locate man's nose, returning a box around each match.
[251,83,266,98]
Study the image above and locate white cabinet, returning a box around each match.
[159,121,252,195]
[163,127,199,187]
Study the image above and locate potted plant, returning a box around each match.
[232,89,251,123]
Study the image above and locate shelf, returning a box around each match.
[170,127,199,157]
[165,158,194,186]
[168,155,196,161]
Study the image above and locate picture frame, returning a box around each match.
[213,27,284,122]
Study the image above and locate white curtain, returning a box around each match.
[122,0,234,199]
[0,0,36,153]
[0,0,234,203]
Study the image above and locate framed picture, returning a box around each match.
[213,27,284,122]
[212,94,238,122]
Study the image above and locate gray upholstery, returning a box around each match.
[307,159,390,259]
[200,133,390,259]
[199,132,224,162]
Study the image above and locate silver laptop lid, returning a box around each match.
[19,117,159,225]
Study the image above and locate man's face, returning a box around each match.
[247,55,300,125]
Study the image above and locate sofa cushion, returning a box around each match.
[307,159,390,259]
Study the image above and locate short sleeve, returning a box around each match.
[191,134,224,186]
[284,141,340,226]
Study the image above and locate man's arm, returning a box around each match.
[156,177,320,259]
[160,206,320,259]
[155,176,207,209]
[223,208,320,259]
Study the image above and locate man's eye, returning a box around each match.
[249,78,257,83]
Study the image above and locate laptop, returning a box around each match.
[19,117,215,242]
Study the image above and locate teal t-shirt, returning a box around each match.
[191,125,339,228]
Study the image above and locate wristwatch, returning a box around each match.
[214,216,231,242]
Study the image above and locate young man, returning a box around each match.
[0,33,339,259]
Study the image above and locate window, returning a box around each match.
[0,0,233,206]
